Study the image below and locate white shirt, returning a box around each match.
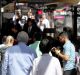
[37,19,50,32]
[37,22,45,32]
[31,54,62,75]
[0,44,6,48]
[13,15,27,29]
[42,19,50,28]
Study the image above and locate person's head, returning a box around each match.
[17,31,29,43]
[39,38,53,54]
[42,13,46,19]
[39,16,43,22]
[27,18,32,26]
[28,11,32,18]
[15,11,20,16]
[59,31,69,43]
[2,36,7,44]
[15,11,21,20]
[31,15,35,20]
[5,35,14,46]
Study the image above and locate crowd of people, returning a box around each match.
[0,9,80,75]
[1,9,50,38]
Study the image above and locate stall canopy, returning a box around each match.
[1,0,80,12]
[16,0,79,4]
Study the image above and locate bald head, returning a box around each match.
[17,31,29,43]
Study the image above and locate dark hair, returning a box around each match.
[59,31,69,38]
[27,18,32,22]
[39,38,53,54]
[33,32,41,41]
[2,36,7,43]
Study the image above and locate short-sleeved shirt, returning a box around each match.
[31,54,62,75]
[63,40,75,71]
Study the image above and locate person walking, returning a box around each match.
[52,32,77,75]
[31,38,62,75]
[2,31,37,75]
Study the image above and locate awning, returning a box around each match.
[2,3,15,12]
[16,0,79,4]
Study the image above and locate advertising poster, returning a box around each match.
[77,17,80,36]
[53,9,66,32]
[77,6,80,36]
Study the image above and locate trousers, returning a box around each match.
[63,68,77,75]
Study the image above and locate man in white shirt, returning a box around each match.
[42,14,51,36]
[42,14,50,28]
[31,38,62,75]
[37,17,45,32]
[37,14,50,31]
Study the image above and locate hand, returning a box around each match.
[51,47,57,52]
[54,49,60,55]
[51,47,60,55]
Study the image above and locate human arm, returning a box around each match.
[51,47,69,61]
